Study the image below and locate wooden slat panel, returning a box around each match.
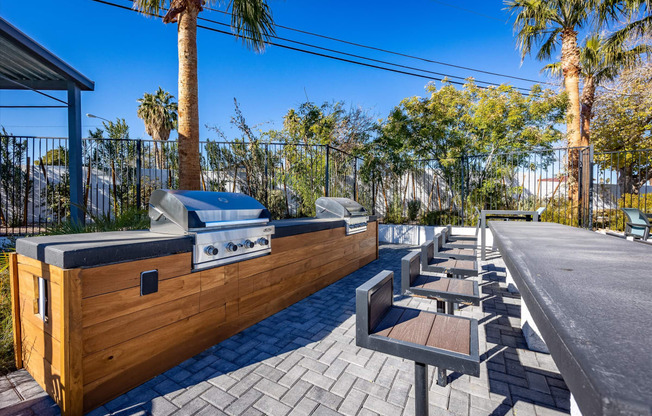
[82,305,226,386]
[22,348,64,407]
[9,253,22,368]
[448,279,474,296]
[82,293,201,356]
[271,227,345,254]
[60,268,83,415]
[386,309,435,345]
[199,279,239,312]
[373,306,405,336]
[417,276,450,292]
[369,279,393,332]
[82,273,200,328]
[81,253,192,298]
[237,228,368,280]
[454,260,476,271]
[17,270,61,340]
[21,318,61,371]
[426,315,471,355]
[17,255,64,285]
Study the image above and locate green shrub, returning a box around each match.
[420,210,462,226]
[45,207,150,235]
[0,248,16,374]
[407,200,421,222]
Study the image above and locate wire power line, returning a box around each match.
[93,0,539,94]
[201,5,551,86]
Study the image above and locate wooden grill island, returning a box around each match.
[9,193,379,415]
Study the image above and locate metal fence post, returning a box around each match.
[460,153,465,226]
[136,139,142,209]
[588,145,594,230]
[265,143,269,208]
[353,157,358,201]
[325,145,330,197]
[578,148,584,228]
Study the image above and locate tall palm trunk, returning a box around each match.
[177,7,201,190]
[580,76,595,147]
[561,28,582,202]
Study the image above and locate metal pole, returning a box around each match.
[325,145,330,197]
[353,157,358,201]
[414,362,429,416]
[67,83,84,225]
[265,144,269,208]
[460,154,465,226]
[136,140,142,209]
[588,145,594,230]
[577,148,584,228]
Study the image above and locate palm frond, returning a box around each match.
[229,0,276,53]
[132,0,167,16]
[541,62,563,78]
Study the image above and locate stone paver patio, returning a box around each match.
[0,244,570,416]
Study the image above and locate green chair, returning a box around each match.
[621,208,651,240]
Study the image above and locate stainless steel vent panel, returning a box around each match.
[315,197,369,236]
[149,189,270,232]
[316,197,368,219]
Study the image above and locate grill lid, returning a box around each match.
[149,189,270,233]
[315,197,368,219]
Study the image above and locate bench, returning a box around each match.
[432,232,476,261]
[356,270,480,415]
[421,240,479,278]
[401,251,480,314]
[442,225,477,250]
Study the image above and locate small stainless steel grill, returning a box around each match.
[149,190,274,270]
[315,197,369,235]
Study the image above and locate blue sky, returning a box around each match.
[0,0,561,141]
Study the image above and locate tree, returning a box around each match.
[505,0,589,149]
[133,0,275,190]
[366,81,566,219]
[543,34,651,145]
[592,61,652,193]
[596,0,651,52]
[137,87,178,168]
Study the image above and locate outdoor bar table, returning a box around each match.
[480,209,539,260]
[490,221,652,416]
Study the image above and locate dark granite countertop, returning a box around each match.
[16,231,193,270]
[16,216,378,269]
[490,221,652,416]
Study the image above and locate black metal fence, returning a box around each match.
[0,136,368,235]
[1,135,651,235]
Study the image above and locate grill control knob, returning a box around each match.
[244,240,255,249]
[257,237,269,246]
[204,245,219,256]
[226,242,238,252]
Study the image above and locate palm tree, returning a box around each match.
[137,87,178,168]
[505,0,591,149]
[133,0,275,190]
[543,34,651,145]
[595,0,651,51]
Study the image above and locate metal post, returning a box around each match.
[588,145,594,230]
[414,362,429,416]
[577,148,584,228]
[372,170,376,215]
[325,145,330,197]
[460,154,465,226]
[437,367,447,387]
[136,140,142,209]
[353,157,358,201]
[265,143,269,208]
[67,83,84,225]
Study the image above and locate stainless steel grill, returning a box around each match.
[149,190,274,270]
[315,197,369,235]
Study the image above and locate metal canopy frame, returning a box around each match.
[0,17,95,224]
